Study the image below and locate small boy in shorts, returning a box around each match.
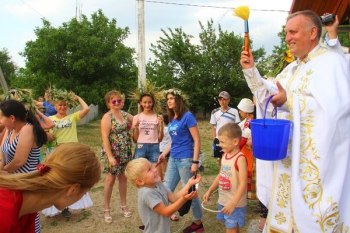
[203,122,247,233]
[125,158,201,233]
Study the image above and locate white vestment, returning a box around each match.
[323,34,350,66]
[243,45,350,232]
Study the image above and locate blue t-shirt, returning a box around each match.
[43,101,57,116]
[168,111,197,159]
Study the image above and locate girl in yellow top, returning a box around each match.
[43,94,91,218]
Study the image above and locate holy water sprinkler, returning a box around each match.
[233,6,250,53]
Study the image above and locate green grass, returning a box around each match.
[39,118,260,233]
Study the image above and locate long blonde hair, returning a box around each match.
[0,143,101,192]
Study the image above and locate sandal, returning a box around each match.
[120,205,132,218]
[170,214,179,221]
[104,209,113,223]
[258,218,266,231]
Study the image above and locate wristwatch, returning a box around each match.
[191,160,199,164]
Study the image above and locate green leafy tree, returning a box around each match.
[338,26,350,47]
[147,20,267,115]
[0,48,17,92]
[147,27,199,89]
[264,26,290,77]
[18,9,137,109]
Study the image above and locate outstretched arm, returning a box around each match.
[203,174,220,202]
[153,191,198,217]
[34,106,55,129]
[154,176,201,218]
[169,174,202,202]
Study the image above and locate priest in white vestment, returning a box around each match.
[240,10,350,233]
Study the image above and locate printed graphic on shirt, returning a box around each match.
[168,124,178,136]
[219,164,233,191]
[53,118,72,129]
[140,120,157,136]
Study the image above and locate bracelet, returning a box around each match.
[191,160,199,164]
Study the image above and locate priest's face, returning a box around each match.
[285,14,316,59]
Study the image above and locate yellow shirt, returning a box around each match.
[49,111,81,144]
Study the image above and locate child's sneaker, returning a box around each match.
[182,222,204,233]
[61,208,71,218]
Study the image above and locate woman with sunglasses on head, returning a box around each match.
[100,90,134,223]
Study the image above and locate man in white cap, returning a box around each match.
[210,91,240,168]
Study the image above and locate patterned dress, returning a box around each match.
[100,111,133,175]
[2,125,42,233]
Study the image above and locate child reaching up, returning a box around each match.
[125,158,201,233]
[203,122,247,233]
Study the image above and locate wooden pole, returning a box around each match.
[0,66,9,93]
[137,0,146,88]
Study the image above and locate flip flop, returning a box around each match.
[170,214,179,221]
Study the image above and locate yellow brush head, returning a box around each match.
[233,6,250,21]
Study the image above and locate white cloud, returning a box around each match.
[0,0,293,67]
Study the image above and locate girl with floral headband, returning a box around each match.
[158,89,204,232]
[0,143,101,233]
[43,89,92,218]
[129,81,164,168]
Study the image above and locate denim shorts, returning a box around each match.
[134,143,160,163]
[217,204,246,229]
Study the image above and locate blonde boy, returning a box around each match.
[203,122,247,233]
[125,158,201,233]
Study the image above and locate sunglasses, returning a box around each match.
[111,99,122,104]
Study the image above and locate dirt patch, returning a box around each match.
[40,173,260,233]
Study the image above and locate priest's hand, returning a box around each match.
[240,49,254,69]
[270,81,287,107]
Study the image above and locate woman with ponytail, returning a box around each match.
[0,142,101,233]
[0,99,47,173]
[0,99,49,232]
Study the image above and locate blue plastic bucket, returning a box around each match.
[250,95,292,161]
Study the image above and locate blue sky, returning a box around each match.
[0,0,293,68]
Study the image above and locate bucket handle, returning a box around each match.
[263,95,277,126]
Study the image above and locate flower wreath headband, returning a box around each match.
[129,80,164,113]
[47,86,79,108]
[1,88,36,113]
[163,88,190,106]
